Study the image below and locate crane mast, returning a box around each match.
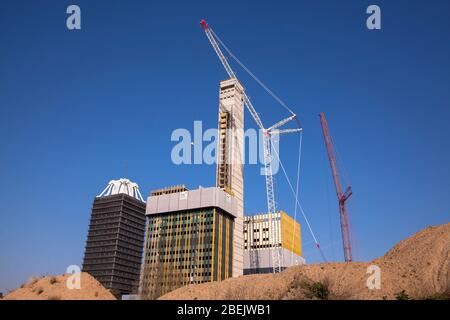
[200,19,302,273]
[319,112,353,262]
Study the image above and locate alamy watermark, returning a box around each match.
[170,121,280,175]
[366,264,381,290]
[66,265,81,290]
[65,5,380,31]
[367,5,381,30]
[66,5,81,30]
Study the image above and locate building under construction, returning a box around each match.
[216,78,245,277]
[82,179,146,296]
[139,186,237,299]
[200,19,307,273]
[243,211,305,274]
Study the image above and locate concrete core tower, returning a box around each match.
[216,78,245,277]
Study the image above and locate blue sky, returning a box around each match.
[0,0,449,293]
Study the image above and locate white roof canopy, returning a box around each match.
[97,178,145,202]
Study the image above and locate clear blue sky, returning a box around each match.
[1,0,449,293]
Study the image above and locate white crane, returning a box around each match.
[200,20,305,273]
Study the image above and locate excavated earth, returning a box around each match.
[2,272,116,300]
[2,223,448,300]
[160,222,450,300]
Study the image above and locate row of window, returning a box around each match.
[244,244,281,250]
[118,234,144,247]
[243,227,270,233]
[148,212,213,223]
[149,230,213,238]
[144,263,213,270]
[248,237,270,242]
[142,273,211,281]
[148,247,212,255]
[149,220,213,231]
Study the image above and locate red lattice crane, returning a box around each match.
[319,112,353,262]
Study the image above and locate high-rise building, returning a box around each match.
[140,186,237,299]
[216,78,245,277]
[82,178,146,296]
[243,211,305,275]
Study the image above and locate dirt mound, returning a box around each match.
[3,272,116,300]
[372,223,450,298]
[159,222,450,300]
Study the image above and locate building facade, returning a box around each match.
[82,179,146,296]
[140,186,236,299]
[216,78,245,277]
[243,211,305,274]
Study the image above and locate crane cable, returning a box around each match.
[210,28,297,117]
[290,131,302,266]
[271,134,328,262]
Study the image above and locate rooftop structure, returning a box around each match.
[150,185,189,196]
[98,178,145,202]
[147,186,237,217]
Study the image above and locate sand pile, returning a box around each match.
[159,222,449,300]
[3,272,116,300]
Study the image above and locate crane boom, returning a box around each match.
[200,19,314,272]
[201,19,285,272]
[319,112,353,262]
[201,20,265,130]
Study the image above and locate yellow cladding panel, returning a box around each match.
[280,211,302,256]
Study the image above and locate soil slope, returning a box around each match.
[3,272,116,300]
[159,222,450,300]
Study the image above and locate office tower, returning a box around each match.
[140,186,236,299]
[82,178,146,296]
[216,78,245,277]
[243,211,305,274]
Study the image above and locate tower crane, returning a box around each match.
[200,19,304,273]
[319,112,353,262]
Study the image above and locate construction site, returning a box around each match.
[133,19,448,300]
[1,3,449,305]
[77,19,447,300]
[2,19,356,299]
[191,19,353,273]
[6,18,449,302]
[136,19,330,298]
